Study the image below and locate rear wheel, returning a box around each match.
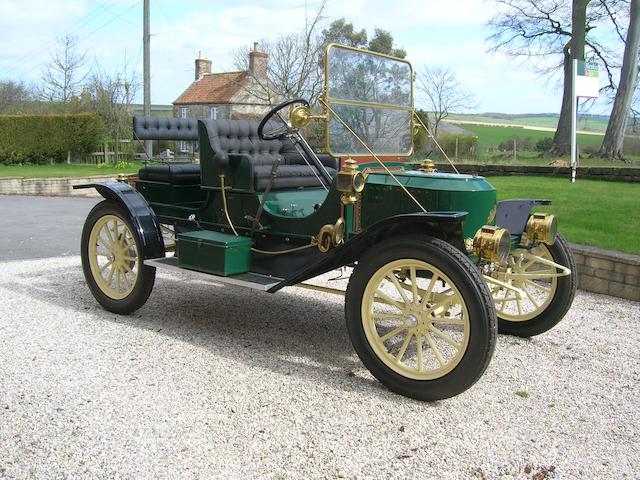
[81,200,156,314]
[345,236,497,401]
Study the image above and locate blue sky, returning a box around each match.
[0,0,617,114]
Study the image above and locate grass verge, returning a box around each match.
[488,176,640,255]
[0,163,142,178]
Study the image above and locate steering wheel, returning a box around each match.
[258,98,309,140]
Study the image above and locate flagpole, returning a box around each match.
[571,59,577,184]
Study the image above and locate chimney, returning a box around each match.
[249,42,268,78]
[195,51,212,81]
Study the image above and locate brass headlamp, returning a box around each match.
[473,225,511,264]
[336,158,365,205]
[524,213,557,245]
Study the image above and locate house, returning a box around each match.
[173,43,272,123]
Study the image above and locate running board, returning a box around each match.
[144,256,284,292]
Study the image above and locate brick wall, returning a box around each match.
[571,243,640,302]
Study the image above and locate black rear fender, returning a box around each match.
[74,181,165,259]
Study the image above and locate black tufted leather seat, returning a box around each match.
[137,164,201,185]
[133,116,199,141]
[199,119,337,191]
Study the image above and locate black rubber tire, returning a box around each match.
[497,234,577,338]
[80,200,156,315]
[345,235,497,401]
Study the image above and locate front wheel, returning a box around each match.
[490,234,577,337]
[80,200,156,314]
[345,236,497,401]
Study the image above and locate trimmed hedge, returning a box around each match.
[0,114,104,164]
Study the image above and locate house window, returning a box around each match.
[180,107,188,119]
[210,106,218,120]
[178,141,189,153]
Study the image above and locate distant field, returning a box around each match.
[488,176,640,255]
[446,113,609,132]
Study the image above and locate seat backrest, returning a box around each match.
[133,116,199,141]
[201,119,289,166]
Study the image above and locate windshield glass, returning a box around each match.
[325,45,413,156]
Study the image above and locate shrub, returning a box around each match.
[437,135,479,159]
[535,137,554,152]
[498,136,534,152]
[623,135,640,156]
[0,114,104,165]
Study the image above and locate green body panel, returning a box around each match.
[138,165,497,253]
[361,171,496,239]
[177,230,252,276]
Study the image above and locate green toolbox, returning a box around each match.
[176,230,252,276]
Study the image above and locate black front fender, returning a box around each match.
[74,181,165,259]
[268,212,468,292]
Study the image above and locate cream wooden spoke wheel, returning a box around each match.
[81,201,156,314]
[493,234,577,338]
[363,259,470,380]
[345,235,497,401]
[491,244,557,322]
[88,215,140,300]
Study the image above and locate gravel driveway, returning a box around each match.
[0,256,638,479]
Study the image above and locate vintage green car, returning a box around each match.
[77,45,576,401]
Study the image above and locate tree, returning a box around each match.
[233,1,328,106]
[0,80,35,113]
[416,67,476,140]
[367,29,406,58]
[235,13,408,107]
[321,18,367,48]
[487,0,627,156]
[41,35,87,105]
[598,0,640,161]
[82,65,140,161]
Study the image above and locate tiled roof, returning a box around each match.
[173,71,248,105]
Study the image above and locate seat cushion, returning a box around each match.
[138,164,201,185]
[254,164,337,191]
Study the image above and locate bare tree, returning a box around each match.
[487,0,627,156]
[82,64,140,161]
[233,1,327,106]
[0,79,35,113]
[598,0,640,161]
[416,66,476,139]
[41,35,87,104]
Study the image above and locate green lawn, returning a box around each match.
[462,124,603,150]
[0,163,142,178]
[488,176,640,255]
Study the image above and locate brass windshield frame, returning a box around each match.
[322,43,415,158]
